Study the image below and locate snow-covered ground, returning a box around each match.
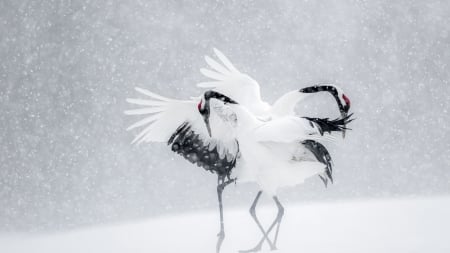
[1,196,449,253]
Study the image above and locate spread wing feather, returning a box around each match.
[198,49,256,88]
[212,48,240,74]
[125,87,239,175]
[200,68,228,81]
[204,55,232,75]
[197,49,268,113]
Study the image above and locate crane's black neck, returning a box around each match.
[203,91,238,105]
[299,85,348,114]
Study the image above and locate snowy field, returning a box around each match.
[2,196,449,253]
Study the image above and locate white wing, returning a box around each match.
[125,87,201,144]
[125,87,239,171]
[197,48,243,88]
[197,48,270,115]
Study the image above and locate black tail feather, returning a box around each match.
[303,113,354,135]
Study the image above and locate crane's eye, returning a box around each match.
[342,94,350,107]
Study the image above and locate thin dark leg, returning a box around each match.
[272,196,285,247]
[245,195,285,251]
[216,177,225,253]
[216,176,235,253]
[239,191,276,253]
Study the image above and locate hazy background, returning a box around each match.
[1,0,449,233]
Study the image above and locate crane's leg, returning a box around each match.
[272,196,285,247]
[216,175,235,253]
[239,191,276,253]
[241,195,284,252]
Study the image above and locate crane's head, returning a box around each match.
[300,84,351,137]
[198,90,238,137]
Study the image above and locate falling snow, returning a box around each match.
[0,1,449,251]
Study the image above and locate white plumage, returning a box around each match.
[196,89,350,252]
[124,49,353,253]
[206,100,334,195]
[124,87,240,160]
[198,48,350,121]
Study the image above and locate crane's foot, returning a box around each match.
[238,245,262,253]
[239,241,277,253]
[216,230,225,253]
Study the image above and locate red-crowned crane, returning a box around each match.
[124,49,353,252]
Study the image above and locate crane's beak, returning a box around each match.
[341,111,347,138]
[340,105,350,138]
[198,97,212,137]
[204,117,212,137]
[341,95,351,138]
[201,113,212,137]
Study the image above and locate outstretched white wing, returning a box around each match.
[125,87,201,144]
[197,48,270,115]
[125,88,240,173]
[197,48,245,88]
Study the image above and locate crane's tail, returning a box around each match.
[303,113,354,136]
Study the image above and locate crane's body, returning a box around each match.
[125,49,353,253]
[197,90,351,252]
[205,101,333,195]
